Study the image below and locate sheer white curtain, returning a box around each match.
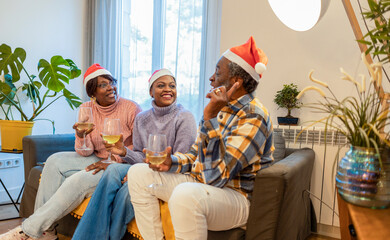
[121,0,221,121]
[87,0,122,81]
[199,0,222,117]
[89,0,221,121]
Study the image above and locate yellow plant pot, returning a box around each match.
[0,120,34,153]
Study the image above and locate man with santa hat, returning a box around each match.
[127,36,274,239]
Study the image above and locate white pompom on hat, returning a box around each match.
[148,68,175,89]
[222,36,268,82]
[83,63,112,87]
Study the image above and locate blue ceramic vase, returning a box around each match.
[336,146,390,209]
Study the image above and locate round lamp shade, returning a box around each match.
[268,0,330,31]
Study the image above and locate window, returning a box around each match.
[121,0,204,121]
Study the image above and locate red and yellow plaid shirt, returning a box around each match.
[169,94,274,199]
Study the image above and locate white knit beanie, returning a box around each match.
[148,68,175,89]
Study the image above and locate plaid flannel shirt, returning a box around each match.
[169,93,274,199]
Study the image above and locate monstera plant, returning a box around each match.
[0,43,82,151]
[0,43,82,122]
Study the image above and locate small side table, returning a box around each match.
[0,180,24,212]
[337,192,390,240]
[0,152,24,221]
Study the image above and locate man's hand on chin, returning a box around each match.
[203,83,239,121]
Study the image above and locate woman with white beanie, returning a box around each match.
[72,69,197,240]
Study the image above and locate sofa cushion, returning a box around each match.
[71,197,175,240]
[27,165,43,191]
[273,133,286,162]
[208,229,245,240]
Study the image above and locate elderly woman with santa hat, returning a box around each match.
[0,64,141,240]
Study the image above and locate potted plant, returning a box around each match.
[358,0,390,66]
[274,83,302,125]
[0,43,82,152]
[297,54,390,208]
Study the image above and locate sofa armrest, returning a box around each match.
[285,148,297,157]
[245,148,315,240]
[22,134,75,182]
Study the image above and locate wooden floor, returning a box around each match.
[0,218,340,240]
[0,218,22,235]
[307,234,340,240]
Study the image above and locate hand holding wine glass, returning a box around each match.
[101,118,121,163]
[144,146,172,172]
[74,107,94,151]
[144,134,172,171]
[102,134,126,157]
[144,135,171,198]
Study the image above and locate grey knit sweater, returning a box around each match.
[122,100,197,164]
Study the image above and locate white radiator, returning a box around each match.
[275,125,349,227]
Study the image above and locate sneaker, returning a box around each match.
[0,226,58,240]
[0,226,31,240]
[38,229,58,240]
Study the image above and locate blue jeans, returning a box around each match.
[72,163,133,240]
[22,152,101,239]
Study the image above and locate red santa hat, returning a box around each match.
[222,36,268,82]
[148,68,175,89]
[83,63,112,87]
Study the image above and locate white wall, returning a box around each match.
[3,1,383,133]
[1,1,388,132]
[220,0,389,125]
[0,0,88,135]
[220,0,390,228]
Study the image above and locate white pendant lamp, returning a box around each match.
[267,0,330,31]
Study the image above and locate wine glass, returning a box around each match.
[75,107,93,151]
[146,134,167,165]
[101,118,121,163]
[145,134,168,197]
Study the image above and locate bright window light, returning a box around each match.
[121,0,204,121]
[268,0,329,31]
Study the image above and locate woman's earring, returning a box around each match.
[91,96,96,102]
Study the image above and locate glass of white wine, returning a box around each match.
[146,134,167,165]
[101,118,121,164]
[76,106,94,151]
[145,134,168,198]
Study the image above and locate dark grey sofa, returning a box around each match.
[20,133,316,240]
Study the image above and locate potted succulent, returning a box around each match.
[274,83,302,125]
[0,43,82,152]
[297,54,390,208]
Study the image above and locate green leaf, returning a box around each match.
[38,56,71,92]
[371,35,390,41]
[357,39,372,45]
[0,74,17,105]
[33,80,42,89]
[63,88,82,109]
[0,44,26,82]
[65,59,81,79]
[22,80,42,104]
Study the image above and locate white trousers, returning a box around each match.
[127,163,250,240]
